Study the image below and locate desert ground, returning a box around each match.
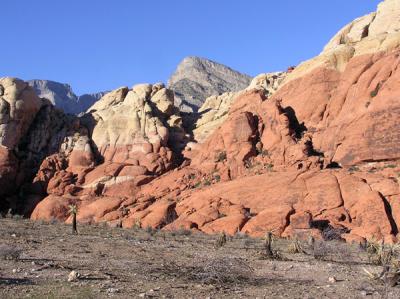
[1,218,400,299]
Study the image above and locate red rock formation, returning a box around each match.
[11,0,400,244]
[30,48,400,243]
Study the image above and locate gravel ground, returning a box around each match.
[0,218,399,298]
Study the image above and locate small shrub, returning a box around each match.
[5,209,13,219]
[0,245,22,260]
[313,242,328,260]
[348,165,360,172]
[12,214,24,220]
[265,163,274,172]
[193,182,201,189]
[203,179,211,186]
[384,164,397,169]
[133,218,142,230]
[288,238,305,254]
[217,212,227,219]
[370,83,381,98]
[244,160,254,169]
[175,227,192,236]
[367,240,400,266]
[215,151,227,163]
[214,174,221,182]
[145,226,156,236]
[215,232,227,248]
[370,89,378,98]
[260,232,281,259]
[260,149,269,157]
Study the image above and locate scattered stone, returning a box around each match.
[67,270,80,282]
[106,288,119,294]
[328,277,337,283]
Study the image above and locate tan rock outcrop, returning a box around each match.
[0,78,42,201]
[31,82,188,218]
[285,0,400,83]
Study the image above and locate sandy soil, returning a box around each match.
[0,218,399,298]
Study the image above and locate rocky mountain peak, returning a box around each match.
[168,56,251,112]
[28,79,106,115]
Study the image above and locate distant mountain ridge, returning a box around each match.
[28,80,107,114]
[168,56,252,112]
[28,57,250,114]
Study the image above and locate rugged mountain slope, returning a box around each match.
[1,0,400,244]
[28,80,106,114]
[168,56,251,112]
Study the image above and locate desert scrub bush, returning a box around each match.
[259,149,269,157]
[217,212,227,219]
[384,164,397,169]
[348,165,360,172]
[145,225,157,236]
[370,83,381,98]
[132,218,142,230]
[215,151,227,162]
[193,181,202,189]
[312,240,329,260]
[214,174,221,182]
[174,226,192,236]
[265,163,274,172]
[0,244,22,260]
[363,264,400,287]
[260,232,281,259]
[215,232,227,248]
[367,239,400,266]
[287,238,305,254]
[188,256,254,285]
[12,214,24,220]
[203,179,211,186]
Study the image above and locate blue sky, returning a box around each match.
[1,0,381,95]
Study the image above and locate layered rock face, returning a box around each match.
[168,56,251,112]
[4,0,400,244]
[28,80,106,114]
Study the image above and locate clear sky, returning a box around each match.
[1,0,382,95]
